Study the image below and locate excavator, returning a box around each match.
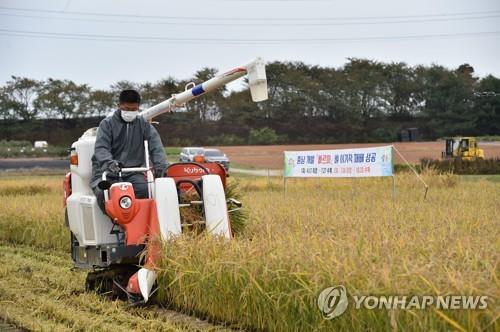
[442,137,484,161]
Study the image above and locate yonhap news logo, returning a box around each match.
[317,285,348,319]
[318,285,488,320]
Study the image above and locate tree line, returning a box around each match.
[0,59,499,146]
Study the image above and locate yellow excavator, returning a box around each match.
[442,137,484,160]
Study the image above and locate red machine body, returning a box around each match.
[166,162,227,189]
[105,183,159,246]
[81,162,230,301]
[63,172,72,207]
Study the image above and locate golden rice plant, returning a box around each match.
[0,176,67,251]
[156,174,499,331]
[1,174,498,331]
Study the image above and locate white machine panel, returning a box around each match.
[202,175,232,238]
[70,135,96,195]
[154,177,182,240]
[67,193,119,246]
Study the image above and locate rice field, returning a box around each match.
[0,172,498,331]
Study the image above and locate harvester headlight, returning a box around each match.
[119,196,132,209]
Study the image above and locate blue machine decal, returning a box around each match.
[192,84,205,96]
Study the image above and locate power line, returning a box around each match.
[1,12,499,26]
[0,5,499,22]
[212,0,342,1]
[0,28,499,44]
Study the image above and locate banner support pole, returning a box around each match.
[283,176,287,198]
[267,168,272,193]
[392,175,396,200]
[393,145,429,200]
[283,151,287,198]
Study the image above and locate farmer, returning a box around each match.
[90,89,168,212]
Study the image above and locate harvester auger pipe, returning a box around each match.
[139,57,268,121]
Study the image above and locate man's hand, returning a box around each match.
[107,160,122,173]
[154,167,166,178]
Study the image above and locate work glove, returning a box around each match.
[107,160,122,173]
[153,167,166,178]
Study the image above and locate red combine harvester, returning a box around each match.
[63,58,267,304]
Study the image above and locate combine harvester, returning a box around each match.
[63,58,268,304]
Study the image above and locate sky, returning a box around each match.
[0,0,499,91]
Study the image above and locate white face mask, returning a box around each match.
[121,110,138,122]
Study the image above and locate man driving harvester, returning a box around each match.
[90,89,168,212]
[65,58,266,304]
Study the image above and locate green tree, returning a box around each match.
[381,62,420,120]
[474,75,500,134]
[0,87,15,120]
[36,79,91,119]
[141,77,179,107]
[417,64,476,137]
[219,89,256,124]
[88,89,114,117]
[262,61,321,120]
[315,66,352,122]
[139,78,181,123]
[1,76,42,120]
[184,68,223,121]
[343,58,386,121]
[109,80,140,107]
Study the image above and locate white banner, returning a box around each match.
[284,146,393,178]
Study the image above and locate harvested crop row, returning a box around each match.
[0,244,230,332]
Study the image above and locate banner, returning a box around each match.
[284,146,393,178]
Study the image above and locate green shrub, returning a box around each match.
[472,136,500,142]
[420,158,500,175]
[0,145,68,158]
[371,127,398,142]
[165,137,194,148]
[394,163,422,173]
[248,127,282,145]
[205,134,245,146]
[0,140,32,148]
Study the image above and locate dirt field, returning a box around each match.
[217,141,500,169]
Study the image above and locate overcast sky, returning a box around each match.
[0,0,499,91]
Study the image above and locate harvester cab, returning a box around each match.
[63,58,267,304]
[442,137,484,161]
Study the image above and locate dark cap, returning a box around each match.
[119,89,141,104]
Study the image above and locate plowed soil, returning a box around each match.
[216,141,500,169]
